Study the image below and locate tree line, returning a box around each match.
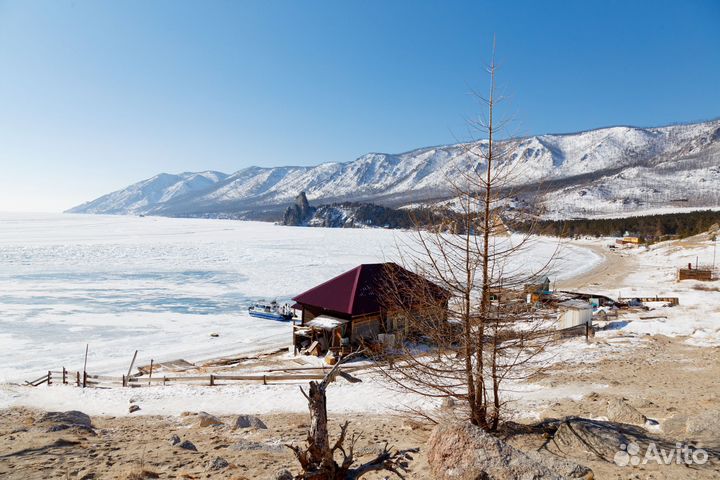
[513,209,720,239]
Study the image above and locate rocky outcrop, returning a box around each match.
[427,421,592,480]
[281,192,462,230]
[282,192,316,226]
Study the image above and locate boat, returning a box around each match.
[248,300,295,321]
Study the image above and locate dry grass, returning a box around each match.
[122,468,160,480]
[692,283,720,292]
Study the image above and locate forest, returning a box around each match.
[513,209,720,240]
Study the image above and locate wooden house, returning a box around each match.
[292,263,449,355]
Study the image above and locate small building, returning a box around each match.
[292,263,449,355]
[525,276,553,304]
[557,299,592,330]
[678,263,713,281]
[616,237,642,245]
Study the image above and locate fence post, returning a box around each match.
[62,367,67,385]
[263,375,267,386]
[47,371,52,386]
[122,374,126,387]
[76,371,80,387]
[82,371,87,388]
[209,374,214,386]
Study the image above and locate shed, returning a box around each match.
[557,299,592,330]
[678,263,713,281]
[292,263,449,355]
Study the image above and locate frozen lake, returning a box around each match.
[0,213,601,382]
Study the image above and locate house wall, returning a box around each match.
[678,269,713,281]
[350,313,382,341]
[558,308,592,329]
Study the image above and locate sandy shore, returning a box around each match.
[1,333,718,479]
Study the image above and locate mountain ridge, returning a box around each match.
[67,119,720,220]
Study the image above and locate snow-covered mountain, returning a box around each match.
[67,120,720,220]
[68,171,228,215]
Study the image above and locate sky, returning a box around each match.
[0,1,719,212]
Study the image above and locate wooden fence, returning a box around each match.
[26,365,366,389]
[618,296,679,306]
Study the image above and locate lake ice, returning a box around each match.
[0,213,601,382]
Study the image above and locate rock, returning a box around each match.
[273,469,294,480]
[234,414,267,430]
[197,412,223,427]
[47,424,71,432]
[169,434,181,446]
[231,439,285,452]
[40,410,92,428]
[686,410,720,439]
[40,410,95,433]
[524,450,595,479]
[210,332,219,337]
[441,397,456,410]
[606,397,647,426]
[550,417,637,462]
[427,421,592,480]
[178,440,197,452]
[282,192,316,226]
[207,456,229,470]
[128,405,141,414]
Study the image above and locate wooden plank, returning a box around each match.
[214,373,327,381]
[87,374,125,381]
[126,350,138,381]
[25,374,49,386]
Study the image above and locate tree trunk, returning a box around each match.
[307,380,333,468]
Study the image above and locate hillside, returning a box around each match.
[67,120,720,220]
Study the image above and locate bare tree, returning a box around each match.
[377,40,560,431]
[287,355,418,479]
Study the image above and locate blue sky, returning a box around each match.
[0,1,718,212]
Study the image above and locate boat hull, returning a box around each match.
[248,310,293,321]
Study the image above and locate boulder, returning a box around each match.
[197,412,223,427]
[40,411,92,428]
[40,410,94,433]
[207,456,229,470]
[178,440,197,452]
[550,417,636,462]
[427,421,592,480]
[128,405,141,414]
[169,434,181,446]
[234,414,267,430]
[606,397,647,426]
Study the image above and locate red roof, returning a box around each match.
[292,263,447,316]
